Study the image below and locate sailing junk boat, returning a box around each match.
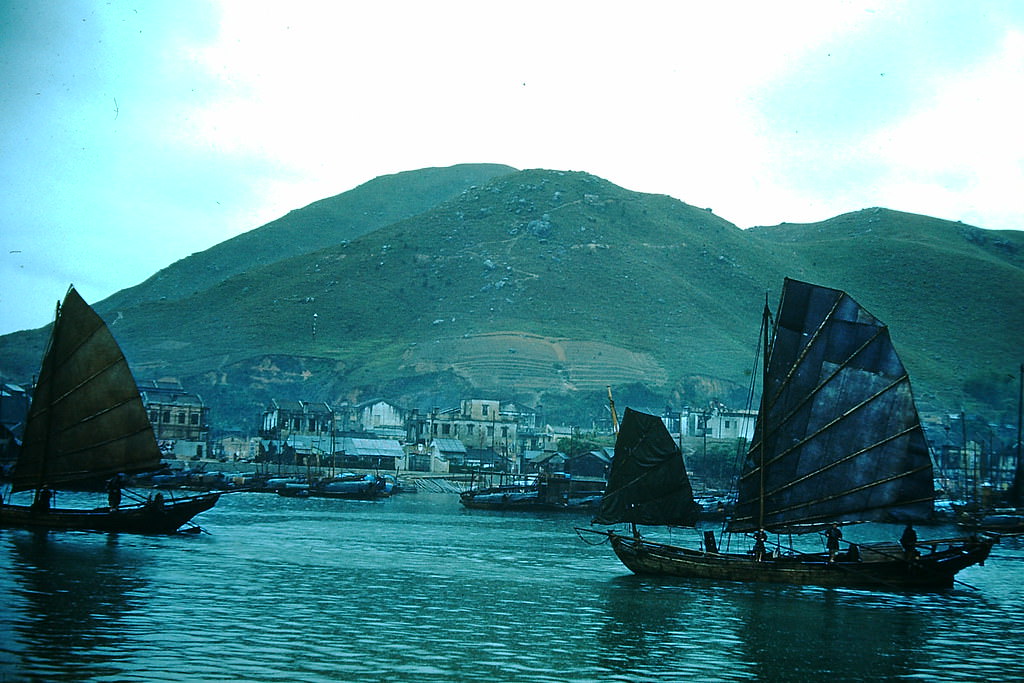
[589,278,994,590]
[0,287,220,533]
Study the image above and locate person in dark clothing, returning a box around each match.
[31,488,52,512]
[107,474,122,509]
[844,543,861,562]
[825,523,843,562]
[900,523,918,560]
[752,529,768,561]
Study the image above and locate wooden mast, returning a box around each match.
[607,386,636,536]
[758,293,770,532]
[34,296,63,499]
[607,386,619,434]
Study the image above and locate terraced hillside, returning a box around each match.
[403,332,668,398]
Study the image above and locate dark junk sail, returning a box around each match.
[12,288,163,493]
[583,279,993,590]
[730,279,934,533]
[594,408,700,527]
[2,286,219,534]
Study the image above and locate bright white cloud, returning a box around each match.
[178,1,880,208]
[863,30,1024,227]
[1,0,1022,335]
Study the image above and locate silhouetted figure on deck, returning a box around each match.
[752,529,768,561]
[900,523,918,560]
[841,544,861,562]
[147,492,165,511]
[107,474,122,509]
[825,523,843,563]
[31,488,52,512]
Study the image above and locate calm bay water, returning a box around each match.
[2,491,1024,682]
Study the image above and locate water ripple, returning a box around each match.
[3,493,1024,681]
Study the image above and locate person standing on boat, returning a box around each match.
[31,488,52,512]
[900,523,918,560]
[107,474,122,510]
[752,529,768,561]
[825,523,842,562]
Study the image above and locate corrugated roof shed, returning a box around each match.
[339,437,404,458]
[432,438,467,454]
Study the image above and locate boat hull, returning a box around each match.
[957,511,1024,534]
[460,496,601,511]
[0,493,221,534]
[608,532,994,590]
[460,488,601,511]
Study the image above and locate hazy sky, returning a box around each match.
[2,1,1022,335]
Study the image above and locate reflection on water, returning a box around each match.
[3,492,1024,681]
[733,584,929,681]
[594,576,931,682]
[596,576,755,680]
[4,531,150,681]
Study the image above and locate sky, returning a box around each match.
[2,1,1023,335]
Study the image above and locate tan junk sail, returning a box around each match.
[11,287,162,492]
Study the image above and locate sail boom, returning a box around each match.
[731,494,935,532]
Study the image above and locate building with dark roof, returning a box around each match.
[139,379,210,459]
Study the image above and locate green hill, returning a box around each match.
[747,209,1024,410]
[1,167,1021,431]
[98,163,517,311]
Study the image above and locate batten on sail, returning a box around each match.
[730,278,934,532]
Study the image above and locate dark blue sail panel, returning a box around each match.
[593,408,700,527]
[731,279,934,532]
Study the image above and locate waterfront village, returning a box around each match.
[0,377,756,494]
[1,378,1017,504]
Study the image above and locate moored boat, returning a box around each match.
[267,473,391,499]
[461,473,602,511]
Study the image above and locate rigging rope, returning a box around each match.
[575,527,611,546]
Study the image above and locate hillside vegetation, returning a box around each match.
[1,165,1021,430]
[101,163,517,311]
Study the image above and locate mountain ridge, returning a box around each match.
[1,166,1020,430]
[99,163,518,312]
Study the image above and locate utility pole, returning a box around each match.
[1012,364,1024,507]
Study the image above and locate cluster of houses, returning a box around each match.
[1,378,1018,487]
[258,396,586,475]
[250,395,767,476]
[0,378,759,478]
